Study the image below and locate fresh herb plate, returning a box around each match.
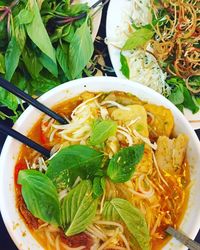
[0,0,102,121]
[106,0,200,130]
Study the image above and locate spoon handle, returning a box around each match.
[166,227,200,250]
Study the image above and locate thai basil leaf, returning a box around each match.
[0,18,8,48]
[11,71,27,91]
[62,25,75,43]
[56,45,72,80]
[120,53,130,79]
[92,176,106,198]
[5,36,21,81]
[26,0,56,63]
[39,53,58,77]
[18,9,34,25]
[61,180,97,236]
[14,18,26,51]
[89,120,117,146]
[29,75,60,94]
[0,53,5,74]
[0,88,18,111]
[22,48,43,78]
[46,145,103,189]
[107,144,144,183]
[18,170,60,226]
[69,20,94,79]
[122,28,154,50]
[103,198,150,250]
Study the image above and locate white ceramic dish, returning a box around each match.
[106,0,200,130]
[0,76,200,250]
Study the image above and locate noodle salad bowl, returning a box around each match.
[0,76,200,250]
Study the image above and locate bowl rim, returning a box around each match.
[0,76,200,250]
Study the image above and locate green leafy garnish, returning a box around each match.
[89,120,117,146]
[92,176,106,198]
[182,86,199,114]
[167,77,199,113]
[26,0,56,63]
[18,170,60,226]
[122,28,154,51]
[168,86,184,105]
[0,0,94,120]
[46,145,103,189]
[120,52,130,79]
[107,144,144,183]
[103,198,150,250]
[5,36,21,81]
[61,180,97,236]
[0,53,5,74]
[69,19,94,79]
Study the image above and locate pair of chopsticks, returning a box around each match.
[0,77,67,158]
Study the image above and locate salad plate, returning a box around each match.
[106,0,200,130]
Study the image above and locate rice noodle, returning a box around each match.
[100,101,130,110]
[133,129,157,150]
[118,232,131,250]
[117,129,134,146]
[97,228,120,250]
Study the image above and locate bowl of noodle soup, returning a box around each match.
[0,76,200,250]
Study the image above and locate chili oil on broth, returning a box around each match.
[14,91,190,250]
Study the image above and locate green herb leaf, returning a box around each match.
[89,120,117,146]
[120,53,130,79]
[122,28,154,51]
[26,0,56,63]
[14,18,26,51]
[46,145,103,189]
[61,180,97,236]
[18,9,34,25]
[56,45,72,80]
[39,53,58,77]
[0,53,5,74]
[92,176,106,198]
[168,86,184,105]
[18,170,60,226]
[22,48,43,78]
[166,76,185,86]
[182,86,199,114]
[0,88,18,111]
[30,75,59,94]
[69,20,94,79]
[103,198,150,250]
[107,144,144,183]
[5,36,21,81]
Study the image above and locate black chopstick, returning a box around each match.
[0,77,67,125]
[0,123,50,158]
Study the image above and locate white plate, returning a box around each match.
[106,0,200,130]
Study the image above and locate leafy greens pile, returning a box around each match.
[0,0,94,120]
[18,141,150,249]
